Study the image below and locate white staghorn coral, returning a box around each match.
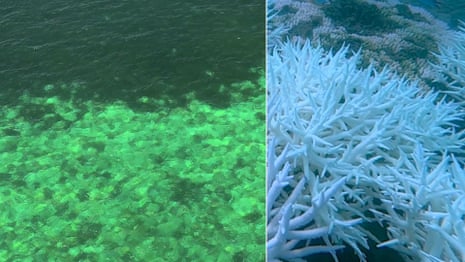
[267,0,453,90]
[434,21,465,101]
[267,39,465,261]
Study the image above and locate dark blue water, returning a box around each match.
[0,0,264,108]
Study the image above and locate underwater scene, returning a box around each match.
[1,1,264,261]
[267,0,465,261]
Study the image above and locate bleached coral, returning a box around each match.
[268,0,452,89]
[267,39,465,261]
[434,21,465,101]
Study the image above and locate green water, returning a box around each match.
[0,1,265,261]
[1,0,264,108]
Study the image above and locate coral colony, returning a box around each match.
[266,1,465,261]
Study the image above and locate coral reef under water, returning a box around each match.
[267,2,465,258]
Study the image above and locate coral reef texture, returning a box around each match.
[0,75,265,261]
[267,36,465,261]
